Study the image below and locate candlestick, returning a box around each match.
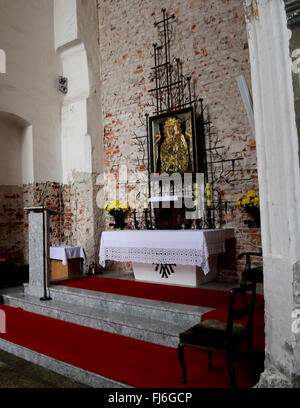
[133,210,139,230]
[144,208,151,230]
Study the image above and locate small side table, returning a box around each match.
[50,246,86,280]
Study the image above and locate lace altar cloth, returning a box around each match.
[99,230,226,276]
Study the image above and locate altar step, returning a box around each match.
[1,285,211,348]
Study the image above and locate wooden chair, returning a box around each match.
[238,251,263,283]
[177,281,256,388]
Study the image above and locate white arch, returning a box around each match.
[0,111,34,185]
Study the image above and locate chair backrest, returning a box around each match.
[239,251,263,283]
[226,281,256,337]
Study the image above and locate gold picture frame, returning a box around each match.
[149,107,197,174]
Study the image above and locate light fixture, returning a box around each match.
[58,76,68,94]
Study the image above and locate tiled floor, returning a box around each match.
[0,349,88,388]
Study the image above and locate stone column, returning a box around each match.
[24,210,50,298]
[24,207,61,299]
[245,0,300,387]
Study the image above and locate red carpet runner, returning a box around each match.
[55,276,235,308]
[0,304,257,388]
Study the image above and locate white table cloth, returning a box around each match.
[99,229,226,276]
[50,246,87,265]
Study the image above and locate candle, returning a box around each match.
[194,183,198,207]
[144,187,148,209]
[206,183,211,208]
[131,190,136,211]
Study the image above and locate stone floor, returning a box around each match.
[0,349,88,388]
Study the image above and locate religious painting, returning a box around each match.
[149,108,197,174]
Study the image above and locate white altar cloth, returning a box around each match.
[99,229,226,276]
[50,246,87,265]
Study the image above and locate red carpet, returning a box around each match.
[0,304,257,388]
[55,276,238,308]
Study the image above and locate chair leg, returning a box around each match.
[225,349,237,388]
[208,349,214,369]
[177,343,187,384]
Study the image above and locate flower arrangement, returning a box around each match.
[104,200,130,229]
[104,200,130,215]
[237,190,260,227]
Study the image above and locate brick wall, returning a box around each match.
[0,1,262,281]
[0,180,97,273]
[98,0,262,281]
[0,186,24,263]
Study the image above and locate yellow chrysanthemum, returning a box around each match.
[237,196,243,207]
[253,197,259,207]
[120,202,130,212]
[247,190,257,198]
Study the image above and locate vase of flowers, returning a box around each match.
[104,200,130,230]
[237,190,260,228]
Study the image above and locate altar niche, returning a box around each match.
[144,9,209,230]
[142,8,242,231]
[148,106,206,230]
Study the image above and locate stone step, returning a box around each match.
[0,337,129,388]
[1,287,211,348]
[47,284,211,327]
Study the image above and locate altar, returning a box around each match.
[99,229,234,287]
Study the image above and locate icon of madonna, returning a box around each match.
[158,117,190,173]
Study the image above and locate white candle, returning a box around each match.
[194,183,198,207]
[131,190,136,210]
[143,187,148,209]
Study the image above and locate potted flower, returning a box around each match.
[104,200,130,230]
[237,190,260,228]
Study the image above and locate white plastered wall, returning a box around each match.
[0,0,63,184]
[54,0,103,266]
[54,0,98,185]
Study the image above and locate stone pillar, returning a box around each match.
[24,210,50,298]
[245,0,300,387]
